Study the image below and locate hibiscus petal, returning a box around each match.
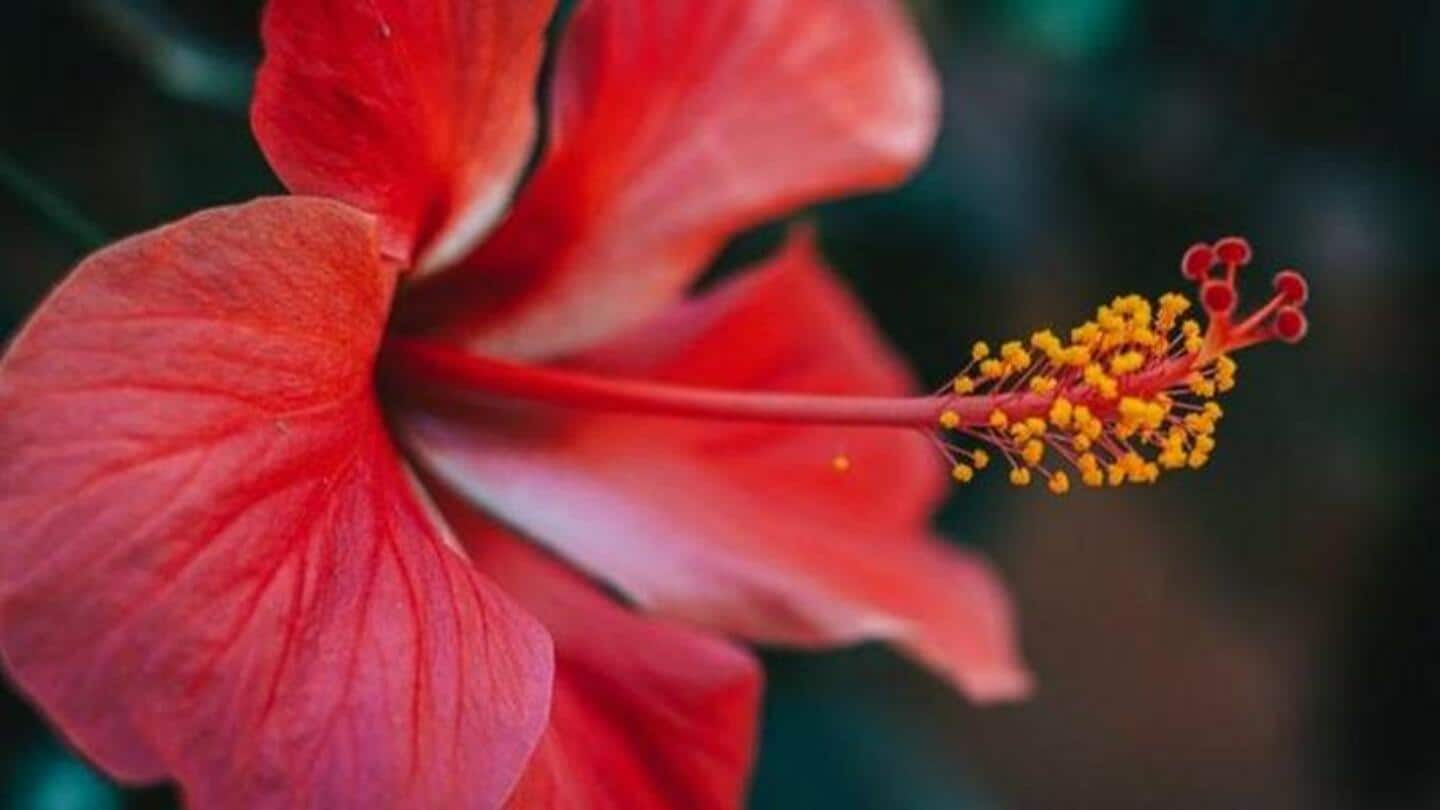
[398,0,940,359]
[0,199,553,807]
[252,0,556,270]
[432,493,760,810]
[399,233,1030,703]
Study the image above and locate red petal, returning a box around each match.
[398,0,940,359]
[399,233,1030,702]
[0,199,553,807]
[252,0,556,270]
[432,494,760,810]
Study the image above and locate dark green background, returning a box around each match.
[2,1,1435,807]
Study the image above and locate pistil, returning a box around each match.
[381,237,1308,493]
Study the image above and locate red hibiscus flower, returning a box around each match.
[0,0,1311,807]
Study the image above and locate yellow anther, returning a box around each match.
[1073,433,1093,451]
[1184,413,1216,435]
[1071,321,1101,346]
[1119,397,1149,420]
[1010,467,1032,487]
[1029,376,1058,395]
[1159,448,1187,469]
[1048,397,1074,429]
[971,450,990,470]
[951,464,975,484]
[1097,307,1125,332]
[1077,453,1100,473]
[1181,319,1205,354]
[980,358,1006,379]
[1024,417,1048,436]
[971,341,991,361]
[1063,345,1093,366]
[832,455,852,473]
[939,410,961,430]
[1000,341,1032,371]
[1010,422,1032,443]
[989,409,1009,429]
[1203,402,1224,420]
[1187,373,1216,398]
[1188,451,1210,469]
[1157,293,1191,330]
[1194,434,1216,454]
[1048,471,1071,495]
[1111,347,1146,371]
[1106,464,1127,487]
[1082,468,1105,487]
[1021,439,1045,466]
[952,375,976,395]
[1030,330,1062,353]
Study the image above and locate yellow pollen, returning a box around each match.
[926,278,1290,494]
[1031,330,1062,353]
[1000,341,1032,371]
[1029,376,1058,395]
[1048,397,1073,429]
[1021,439,1045,466]
[1110,350,1145,375]
[1048,471,1071,495]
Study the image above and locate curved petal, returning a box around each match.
[399,233,1030,702]
[432,494,760,810]
[398,0,940,359]
[0,199,553,807]
[252,0,557,270]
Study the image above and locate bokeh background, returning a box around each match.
[2,1,1435,808]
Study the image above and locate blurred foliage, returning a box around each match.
[2,0,1437,808]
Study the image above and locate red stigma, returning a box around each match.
[1201,281,1237,317]
[1273,270,1309,305]
[1181,243,1216,280]
[1214,236,1253,267]
[1178,236,1311,355]
[1274,307,1308,343]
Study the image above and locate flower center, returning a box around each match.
[380,237,1308,494]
